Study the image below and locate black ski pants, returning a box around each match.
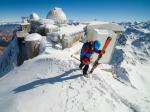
[79,61,89,75]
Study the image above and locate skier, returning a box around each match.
[79,40,105,77]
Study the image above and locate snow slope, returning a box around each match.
[0,21,150,112]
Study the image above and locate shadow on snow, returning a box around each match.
[13,68,81,93]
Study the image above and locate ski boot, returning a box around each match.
[83,74,88,78]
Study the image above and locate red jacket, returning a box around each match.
[80,42,100,64]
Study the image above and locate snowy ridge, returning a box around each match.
[0,21,150,112]
[1,53,149,112]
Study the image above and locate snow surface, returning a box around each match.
[95,29,113,34]
[88,21,124,32]
[0,21,150,112]
[25,33,42,41]
[37,19,55,25]
[56,24,85,37]
[39,24,57,29]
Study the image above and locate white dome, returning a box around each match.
[30,13,40,21]
[46,7,67,24]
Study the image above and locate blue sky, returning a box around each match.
[0,0,150,22]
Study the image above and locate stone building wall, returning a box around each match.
[62,32,84,49]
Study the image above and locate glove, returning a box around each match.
[99,50,105,54]
[101,50,105,54]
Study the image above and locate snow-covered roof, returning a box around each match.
[25,33,42,41]
[54,24,85,37]
[35,19,58,30]
[94,29,114,35]
[30,13,40,21]
[38,19,55,25]
[88,21,124,32]
[39,24,58,29]
[46,7,67,23]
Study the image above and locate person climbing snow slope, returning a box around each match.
[79,40,105,77]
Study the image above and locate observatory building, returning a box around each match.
[30,13,40,21]
[14,6,123,64]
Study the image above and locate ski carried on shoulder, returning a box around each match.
[89,37,112,74]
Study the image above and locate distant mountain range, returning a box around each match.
[0,23,19,43]
[117,20,150,64]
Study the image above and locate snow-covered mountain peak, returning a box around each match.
[0,21,150,112]
[118,21,150,64]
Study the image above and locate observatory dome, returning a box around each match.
[30,13,40,21]
[46,7,67,24]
